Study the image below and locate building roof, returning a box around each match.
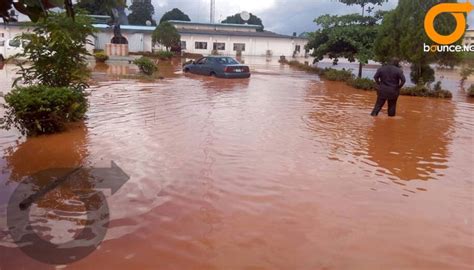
[179,28,305,40]
[92,23,307,40]
[93,24,155,31]
[168,20,262,29]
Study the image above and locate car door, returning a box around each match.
[200,58,213,75]
[194,57,207,75]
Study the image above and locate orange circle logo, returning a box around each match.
[424,1,474,45]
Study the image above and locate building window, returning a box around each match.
[213,42,225,51]
[180,41,187,50]
[233,43,246,52]
[0,33,4,38]
[295,45,301,53]
[195,42,208,50]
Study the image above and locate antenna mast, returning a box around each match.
[210,0,216,23]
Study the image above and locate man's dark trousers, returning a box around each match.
[371,96,398,117]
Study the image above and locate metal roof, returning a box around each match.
[179,29,306,40]
[92,23,306,40]
[168,20,262,29]
[93,24,155,31]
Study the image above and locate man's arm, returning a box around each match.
[374,69,381,85]
[398,70,406,88]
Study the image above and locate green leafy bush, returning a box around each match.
[1,85,88,136]
[400,83,452,99]
[468,85,474,97]
[348,78,376,90]
[155,50,174,60]
[94,51,109,63]
[133,57,158,75]
[15,12,96,91]
[322,68,354,82]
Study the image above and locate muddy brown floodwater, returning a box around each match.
[0,58,473,269]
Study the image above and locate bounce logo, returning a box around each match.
[423,1,474,52]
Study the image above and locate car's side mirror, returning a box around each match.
[192,61,196,64]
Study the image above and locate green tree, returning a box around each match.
[374,0,463,84]
[1,0,75,22]
[15,12,96,90]
[222,13,264,30]
[152,21,181,51]
[339,0,388,16]
[75,0,126,15]
[128,0,156,26]
[160,8,191,24]
[306,12,385,78]
[1,12,94,135]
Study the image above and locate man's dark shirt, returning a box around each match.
[374,64,406,100]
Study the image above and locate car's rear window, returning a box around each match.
[214,57,239,65]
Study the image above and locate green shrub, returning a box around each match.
[400,83,452,98]
[1,85,88,136]
[155,50,174,60]
[348,78,376,90]
[468,85,474,97]
[94,51,109,63]
[322,68,354,82]
[133,57,158,75]
[15,12,95,91]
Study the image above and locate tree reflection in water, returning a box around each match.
[0,123,109,267]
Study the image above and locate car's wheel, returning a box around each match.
[183,68,189,73]
[210,71,216,77]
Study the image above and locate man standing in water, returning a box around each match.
[371,58,406,117]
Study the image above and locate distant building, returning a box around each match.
[1,20,309,57]
[462,29,474,46]
[93,20,308,57]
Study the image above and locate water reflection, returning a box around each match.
[366,99,454,181]
[0,58,472,269]
[0,123,99,268]
[304,80,455,182]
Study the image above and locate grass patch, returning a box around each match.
[94,51,109,63]
[284,60,451,98]
[400,82,452,98]
[347,78,376,90]
[468,84,474,97]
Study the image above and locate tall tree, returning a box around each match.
[222,13,264,30]
[374,0,463,84]
[1,0,76,22]
[339,0,388,16]
[160,8,191,24]
[152,21,181,51]
[306,12,385,78]
[75,0,126,16]
[128,0,156,26]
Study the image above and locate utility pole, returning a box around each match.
[210,0,215,23]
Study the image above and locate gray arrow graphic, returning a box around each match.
[18,161,129,210]
[89,161,130,194]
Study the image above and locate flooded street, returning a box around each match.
[0,58,473,269]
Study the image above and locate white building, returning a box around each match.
[1,20,308,57]
[170,21,308,57]
[462,29,474,47]
[93,20,308,57]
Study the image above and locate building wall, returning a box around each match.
[0,25,26,41]
[462,30,474,46]
[2,24,308,57]
[178,34,308,57]
[95,31,152,53]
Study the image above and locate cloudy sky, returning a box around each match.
[148,0,474,35]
